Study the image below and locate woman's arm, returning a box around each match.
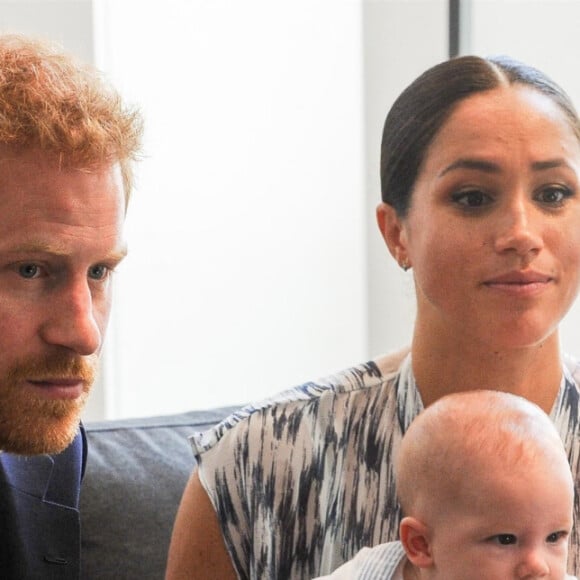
[165,470,237,580]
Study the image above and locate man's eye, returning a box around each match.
[18,264,40,279]
[88,265,109,280]
[451,189,491,208]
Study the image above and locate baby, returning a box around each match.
[316,390,577,579]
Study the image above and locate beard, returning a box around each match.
[0,352,96,455]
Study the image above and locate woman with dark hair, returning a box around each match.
[166,55,580,579]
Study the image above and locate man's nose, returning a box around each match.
[39,278,101,356]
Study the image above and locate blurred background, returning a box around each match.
[1,0,579,420]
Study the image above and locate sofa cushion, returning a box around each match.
[80,407,238,580]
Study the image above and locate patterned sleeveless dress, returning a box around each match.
[192,350,580,579]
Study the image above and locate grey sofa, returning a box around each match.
[80,406,239,580]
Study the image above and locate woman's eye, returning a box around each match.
[18,263,41,279]
[451,189,491,208]
[536,186,572,205]
[88,265,110,281]
[495,534,517,545]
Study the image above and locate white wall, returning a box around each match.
[0,0,93,62]
[95,0,452,419]
[362,0,448,359]
[98,0,370,417]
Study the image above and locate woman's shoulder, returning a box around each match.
[191,347,411,457]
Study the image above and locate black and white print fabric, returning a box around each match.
[192,351,580,580]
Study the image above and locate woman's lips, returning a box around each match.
[483,270,553,295]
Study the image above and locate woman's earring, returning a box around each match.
[401,259,410,272]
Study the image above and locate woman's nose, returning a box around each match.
[493,198,544,259]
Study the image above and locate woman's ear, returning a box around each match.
[399,516,434,569]
[376,202,409,269]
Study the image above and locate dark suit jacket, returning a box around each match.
[0,427,86,579]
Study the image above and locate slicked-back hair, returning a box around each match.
[380,55,580,217]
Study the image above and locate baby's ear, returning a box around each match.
[399,516,434,568]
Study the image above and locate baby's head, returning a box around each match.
[396,390,574,580]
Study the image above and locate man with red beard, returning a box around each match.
[0,35,142,578]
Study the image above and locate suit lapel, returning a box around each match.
[0,430,85,578]
[0,451,54,499]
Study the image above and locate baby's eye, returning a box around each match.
[451,189,493,208]
[546,531,568,544]
[494,534,517,545]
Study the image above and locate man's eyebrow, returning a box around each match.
[9,242,128,261]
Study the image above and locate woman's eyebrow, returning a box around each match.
[439,157,575,178]
[438,158,501,178]
[531,158,573,171]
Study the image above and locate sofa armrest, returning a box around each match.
[80,407,238,580]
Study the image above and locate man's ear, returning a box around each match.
[376,202,409,269]
[400,516,434,568]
